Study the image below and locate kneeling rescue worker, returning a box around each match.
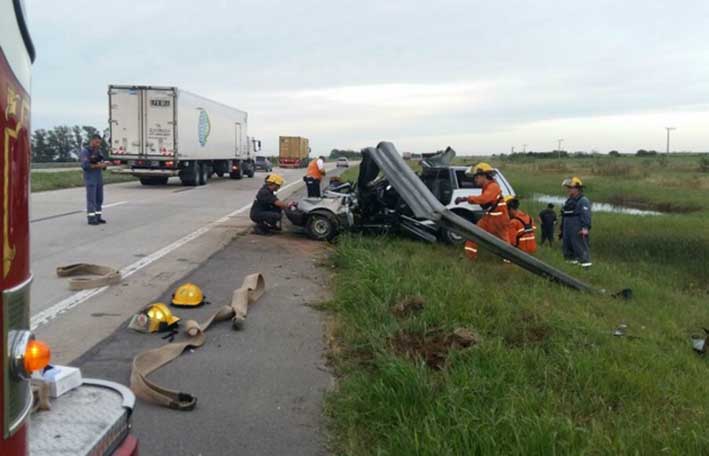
[250,174,290,234]
[560,176,592,268]
[455,162,511,260]
[507,196,537,254]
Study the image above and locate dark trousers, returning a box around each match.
[250,210,282,228]
[540,227,554,245]
[304,177,321,197]
[86,183,104,219]
[562,227,590,263]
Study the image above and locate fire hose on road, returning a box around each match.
[130,273,265,410]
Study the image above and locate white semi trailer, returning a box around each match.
[108,85,259,186]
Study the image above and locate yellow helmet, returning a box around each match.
[562,176,583,188]
[504,195,516,203]
[266,173,285,186]
[465,162,495,176]
[172,283,206,307]
[128,303,180,333]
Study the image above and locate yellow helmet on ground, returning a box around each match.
[465,162,495,176]
[562,176,583,188]
[128,303,181,333]
[266,174,285,186]
[172,283,206,307]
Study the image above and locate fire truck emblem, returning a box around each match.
[3,86,27,278]
[197,108,210,147]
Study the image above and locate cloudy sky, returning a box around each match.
[27,0,709,155]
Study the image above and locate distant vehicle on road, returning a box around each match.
[336,157,349,168]
[108,85,259,186]
[279,136,310,168]
[254,156,273,172]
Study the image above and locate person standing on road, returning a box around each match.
[560,176,592,268]
[454,162,511,260]
[538,203,557,246]
[304,156,326,197]
[250,174,290,234]
[80,134,108,225]
[507,197,537,254]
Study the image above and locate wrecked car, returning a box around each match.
[286,146,515,245]
[285,149,440,242]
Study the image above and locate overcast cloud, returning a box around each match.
[27,0,709,154]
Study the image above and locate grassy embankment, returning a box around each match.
[31,170,136,192]
[324,155,709,454]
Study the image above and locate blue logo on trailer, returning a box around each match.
[197,108,211,146]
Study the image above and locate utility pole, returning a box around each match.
[665,127,676,154]
[557,138,564,159]
[523,144,527,153]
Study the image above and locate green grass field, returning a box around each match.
[325,156,709,454]
[31,170,136,193]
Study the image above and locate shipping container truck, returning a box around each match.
[109,85,259,186]
[279,136,310,168]
[1,1,138,455]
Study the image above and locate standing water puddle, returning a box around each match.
[532,194,662,216]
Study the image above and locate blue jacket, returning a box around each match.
[80,147,104,185]
[562,193,591,230]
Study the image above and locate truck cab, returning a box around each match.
[1,1,137,454]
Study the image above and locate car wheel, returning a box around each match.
[440,227,466,245]
[306,213,337,241]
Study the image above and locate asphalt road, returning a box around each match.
[74,184,334,455]
[31,166,334,362]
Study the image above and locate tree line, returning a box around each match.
[31,125,108,162]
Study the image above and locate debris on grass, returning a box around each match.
[391,296,425,318]
[691,329,709,355]
[613,324,628,337]
[390,327,479,370]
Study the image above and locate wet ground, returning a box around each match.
[532,194,662,216]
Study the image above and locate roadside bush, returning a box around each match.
[699,155,709,173]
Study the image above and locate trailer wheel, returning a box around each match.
[306,212,338,241]
[179,161,198,186]
[198,162,207,186]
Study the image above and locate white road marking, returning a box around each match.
[30,178,304,330]
[102,201,129,209]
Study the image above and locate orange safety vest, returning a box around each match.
[509,210,537,254]
[306,159,324,180]
[463,181,511,261]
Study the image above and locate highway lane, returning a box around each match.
[30,167,318,316]
[30,166,336,361]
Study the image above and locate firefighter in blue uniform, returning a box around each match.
[80,134,108,225]
[560,176,592,268]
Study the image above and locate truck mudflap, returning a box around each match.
[29,378,136,456]
[364,142,600,293]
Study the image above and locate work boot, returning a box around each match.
[87,216,99,225]
[98,217,107,224]
[580,262,592,269]
[253,223,272,235]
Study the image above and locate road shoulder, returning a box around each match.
[74,223,334,455]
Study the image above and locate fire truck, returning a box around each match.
[1,1,138,454]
